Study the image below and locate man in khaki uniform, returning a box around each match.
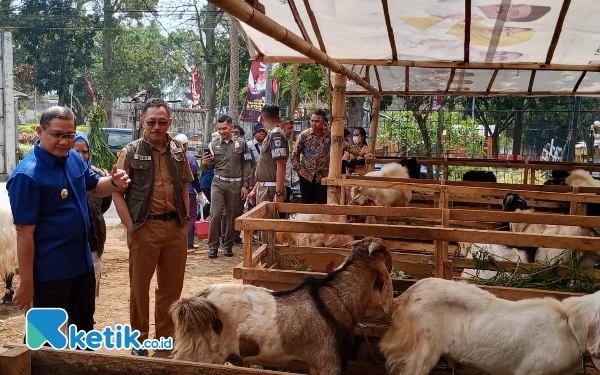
[248,104,287,206]
[202,115,252,258]
[112,98,193,357]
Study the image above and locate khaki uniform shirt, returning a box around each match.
[117,143,194,215]
[210,136,253,188]
[256,125,288,183]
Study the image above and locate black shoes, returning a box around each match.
[209,248,218,258]
[224,247,233,257]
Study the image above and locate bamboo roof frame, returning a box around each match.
[219,0,600,96]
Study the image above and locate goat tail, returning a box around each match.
[378,297,422,374]
[169,296,223,362]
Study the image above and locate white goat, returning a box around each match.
[350,163,412,208]
[566,169,600,188]
[379,277,600,375]
[0,184,17,304]
[276,213,355,248]
[460,243,530,280]
[170,237,393,375]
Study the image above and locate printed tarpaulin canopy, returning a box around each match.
[226,0,600,96]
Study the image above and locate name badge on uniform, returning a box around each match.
[133,154,151,160]
[61,189,68,199]
[235,141,240,149]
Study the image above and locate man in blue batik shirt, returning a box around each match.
[7,106,130,335]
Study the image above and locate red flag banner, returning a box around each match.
[84,69,97,106]
[190,66,201,107]
[239,61,279,123]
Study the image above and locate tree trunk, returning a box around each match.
[512,97,525,156]
[228,15,240,125]
[492,128,500,158]
[347,97,364,129]
[103,0,115,126]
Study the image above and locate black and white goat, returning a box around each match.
[0,185,17,304]
[169,237,393,375]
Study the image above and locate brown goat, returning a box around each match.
[169,237,393,375]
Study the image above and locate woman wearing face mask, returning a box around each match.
[342,127,370,176]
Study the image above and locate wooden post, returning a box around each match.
[243,229,253,267]
[523,160,529,185]
[266,203,276,267]
[367,96,381,172]
[570,186,580,215]
[530,167,536,185]
[291,63,298,120]
[327,73,347,204]
[0,346,30,375]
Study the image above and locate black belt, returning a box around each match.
[147,211,178,221]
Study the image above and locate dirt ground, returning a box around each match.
[0,224,242,355]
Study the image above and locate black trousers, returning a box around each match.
[33,270,96,333]
[299,175,327,204]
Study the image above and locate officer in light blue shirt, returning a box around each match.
[7,106,130,336]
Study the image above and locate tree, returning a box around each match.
[91,21,187,100]
[15,0,98,105]
[271,63,329,111]
[228,15,240,124]
[100,0,158,125]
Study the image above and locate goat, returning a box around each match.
[502,192,600,268]
[169,237,393,375]
[275,213,355,248]
[350,163,412,208]
[346,195,386,225]
[460,243,530,280]
[379,277,600,375]
[544,169,571,186]
[565,169,600,218]
[399,157,421,179]
[0,184,17,304]
[462,170,497,183]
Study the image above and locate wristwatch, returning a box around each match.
[275,191,283,197]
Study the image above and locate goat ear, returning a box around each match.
[368,240,383,255]
[587,320,600,370]
[376,262,394,315]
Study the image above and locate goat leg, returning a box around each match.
[3,272,15,304]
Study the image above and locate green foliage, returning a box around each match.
[87,105,117,170]
[18,144,34,160]
[469,249,598,294]
[271,64,329,109]
[19,123,37,134]
[89,21,187,100]
[14,0,99,104]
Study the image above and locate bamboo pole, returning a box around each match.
[291,63,298,120]
[254,56,600,73]
[327,74,347,204]
[209,0,380,97]
[368,96,381,172]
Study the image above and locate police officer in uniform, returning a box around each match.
[202,115,252,258]
[248,104,287,206]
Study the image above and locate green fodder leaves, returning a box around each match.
[87,105,117,170]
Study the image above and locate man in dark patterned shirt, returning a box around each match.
[292,109,372,204]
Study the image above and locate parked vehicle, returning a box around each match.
[103,128,133,157]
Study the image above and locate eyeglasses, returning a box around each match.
[43,127,76,140]
[145,120,170,127]
[232,131,240,135]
